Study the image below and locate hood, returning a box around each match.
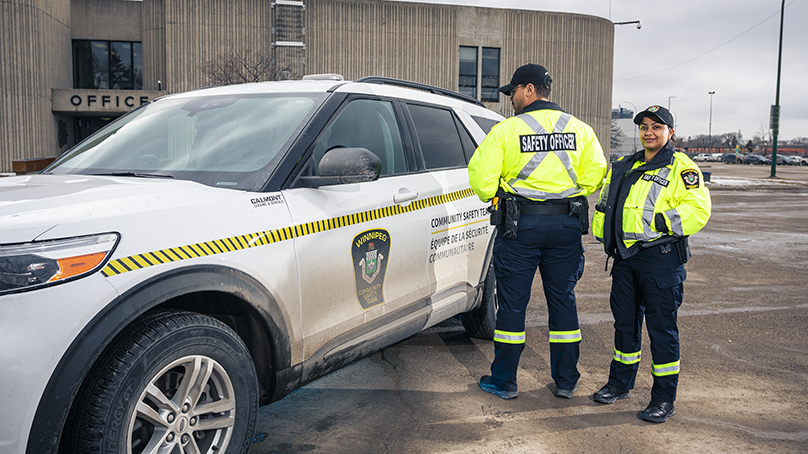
[0,174,227,243]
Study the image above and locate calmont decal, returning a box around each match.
[352,228,390,310]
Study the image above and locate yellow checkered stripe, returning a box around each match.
[101,188,476,277]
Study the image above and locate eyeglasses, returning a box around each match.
[506,85,524,97]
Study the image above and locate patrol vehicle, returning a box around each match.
[0,76,503,453]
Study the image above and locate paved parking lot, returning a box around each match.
[253,163,808,454]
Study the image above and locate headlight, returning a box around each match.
[0,233,119,295]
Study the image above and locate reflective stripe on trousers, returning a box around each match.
[652,360,681,377]
[549,329,582,343]
[494,330,526,345]
[614,348,641,365]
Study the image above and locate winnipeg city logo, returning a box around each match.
[352,229,390,310]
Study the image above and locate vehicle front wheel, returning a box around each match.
[67,310,259,454]
[461,261,497,339]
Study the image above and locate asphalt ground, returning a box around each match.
[253,162,808,454]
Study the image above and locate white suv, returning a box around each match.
[0,76,502,453]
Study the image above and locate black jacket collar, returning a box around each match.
[619,141,676,173]
[519,100,564,114]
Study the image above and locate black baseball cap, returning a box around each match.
[498,64,552,94]
[634,105,674,128]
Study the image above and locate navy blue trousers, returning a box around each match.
[607,244,685,402]
[490,213,584,392]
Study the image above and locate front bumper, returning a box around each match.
[0,275,119,453]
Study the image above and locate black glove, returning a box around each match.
[654,213,668,234]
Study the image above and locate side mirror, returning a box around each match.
[298,147,382,188]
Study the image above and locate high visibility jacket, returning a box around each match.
[593,142,711,259]
[468,101,607,202]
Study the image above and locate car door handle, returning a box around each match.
[393,189,419,204]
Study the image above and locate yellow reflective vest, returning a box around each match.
[468,102,607,202]
[592,143,712,258]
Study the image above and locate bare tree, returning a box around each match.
[201,49,289,86]
[753,123,771,151]
[610,118,625,150]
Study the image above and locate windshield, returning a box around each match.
[48,93,326,190]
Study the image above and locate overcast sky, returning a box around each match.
[390,0,806,142]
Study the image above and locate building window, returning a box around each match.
[458,46,477,99]
[481,48,500,102]
[458,46,500,103]
[73,40,143,90]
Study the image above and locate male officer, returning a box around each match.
[468,64,607,399]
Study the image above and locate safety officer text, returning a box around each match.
[520,133,577,153]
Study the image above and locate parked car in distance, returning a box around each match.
[710,153,724,161]
[746,154,769,165]
[722,153,747,164]
[763,155,786,165]
[693,153,712,162]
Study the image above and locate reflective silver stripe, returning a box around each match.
[494,330,526,344]
[517,112,549,135]
[623,167,671,243]
[614,349,641,364]
[510,185,582,200]
[548,329,582,343]
[509,113,582,200]
[513,113,550,181]
[550,113,578,187]
[652,361,680,376]
[665,207,683,236]
[515,152,550,180]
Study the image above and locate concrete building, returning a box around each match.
[1,0,614,173]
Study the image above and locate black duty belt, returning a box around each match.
[520,203,569,215]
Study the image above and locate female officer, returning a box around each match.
[590,105,711,423]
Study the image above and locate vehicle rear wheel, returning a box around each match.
[67,310,258,454]
[461,261,497,339]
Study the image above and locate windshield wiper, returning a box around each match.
[90,172,176,179]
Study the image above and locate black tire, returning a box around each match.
[461,261,497,339]
[67,310,259,454]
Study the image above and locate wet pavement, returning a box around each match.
[252,163,808,454]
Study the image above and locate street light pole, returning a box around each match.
[771,0,785,178]
[668,96,676,111]
[708,91,715,152]
[623,101,638,153]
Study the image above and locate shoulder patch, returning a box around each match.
[680,169,700,189]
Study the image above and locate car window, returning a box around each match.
[312,99,407,176]
[472,115,498,134]
[455,117,478,163]
[408,104,466,169]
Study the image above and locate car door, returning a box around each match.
[283,97,434,363]
[403,102,493,328]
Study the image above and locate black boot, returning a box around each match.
[640,400,675,423]
[593,384,630,404]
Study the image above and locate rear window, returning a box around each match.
[408,104,466,169]
[472,115,498,134]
